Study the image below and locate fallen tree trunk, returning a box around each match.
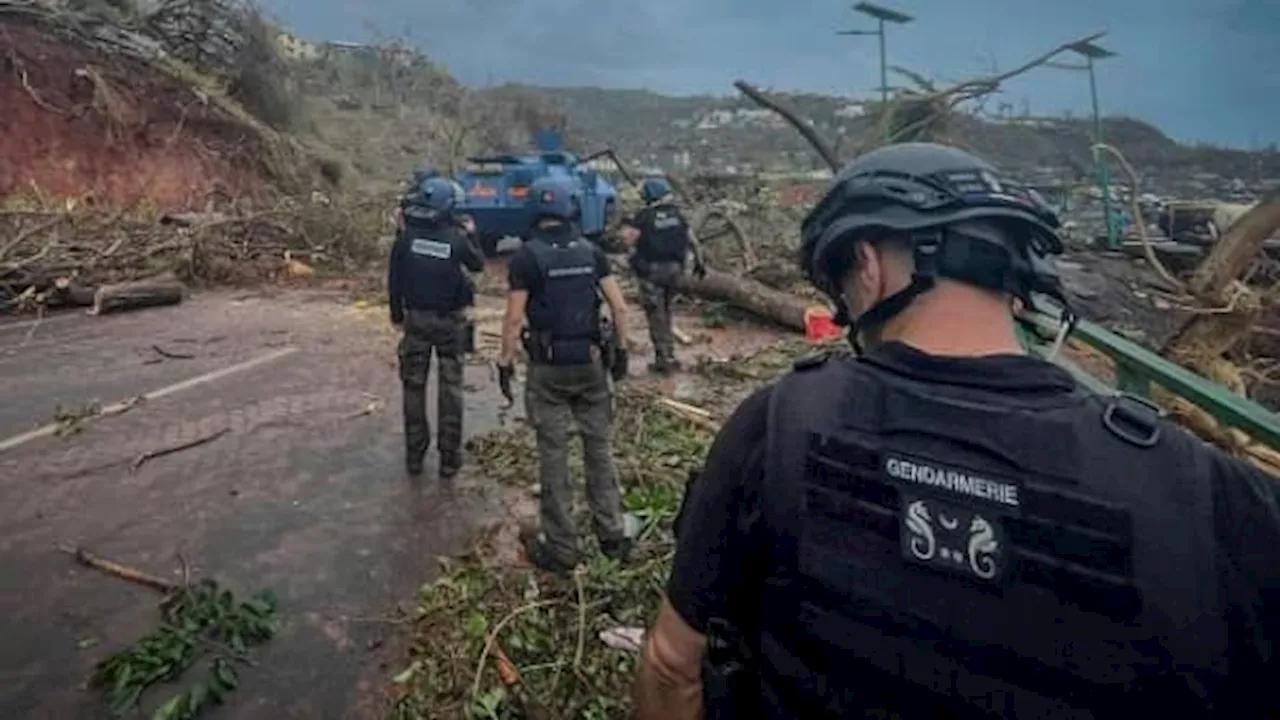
[49,278,97,308]
[1163,191,1280,365]
[91,279,185,316]
[1187,190,1280,299]
[674,268,811,331]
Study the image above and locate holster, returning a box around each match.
[629,253,650,279]
[702,617,760,720]
[457,320,476,354]
[522,329,593,365]
[599,319,618,367]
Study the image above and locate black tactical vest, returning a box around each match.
[751,352,1230,719]
[524,235,601,365]
[635,203,689,263]
[401,218,471,312]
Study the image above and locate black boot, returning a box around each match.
[406,454,424,477]
[520,529,578,575]
[649,355,671,376]
[439,453,461,480]
[600,536,633,562]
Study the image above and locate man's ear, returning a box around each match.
[852,241,883,300]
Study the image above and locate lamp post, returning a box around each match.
[1065,39,1119,250]
[839,2,914,139]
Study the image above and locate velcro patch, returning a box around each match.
[884,453,1020,509]
[653,213,683,230]
[546,265,594,278]
[901,495,1008,582]
[885,452,1022,584]
[410,238,452,259]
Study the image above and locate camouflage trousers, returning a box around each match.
[525,359,624,564]
[398,309,466,474]
[639,261,683,363]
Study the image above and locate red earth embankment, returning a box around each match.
[1,20,273,210]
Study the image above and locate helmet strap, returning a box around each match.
[845,231,943,352]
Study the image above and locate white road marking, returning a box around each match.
[0,347,298,453]
[0,313,83,333]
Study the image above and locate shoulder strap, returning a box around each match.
[764,354,874,587]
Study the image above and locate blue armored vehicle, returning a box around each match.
[453,131,628,255]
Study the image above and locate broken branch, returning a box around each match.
[926,31,1107,106]
[59,545,177,593]
[151,344,195,360]
[732,80,841,172]
[130,427,229,473]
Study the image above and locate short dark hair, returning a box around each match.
[833,231,914,285]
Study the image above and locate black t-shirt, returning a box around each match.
[667,341,1280,667]
[507,237,611,293]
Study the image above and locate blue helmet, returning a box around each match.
[641,176,672,203]
[411,165,439,185]
[529,177,578,221]
[411,176,460,213]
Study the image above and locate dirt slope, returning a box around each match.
[1,19,279,208]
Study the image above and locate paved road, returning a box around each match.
[0,289,521,719]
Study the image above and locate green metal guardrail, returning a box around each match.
[1017,308,1280,449]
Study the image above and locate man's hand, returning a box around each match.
[460,214,477,235]
[692,259,708,279]
[634,600,707,720]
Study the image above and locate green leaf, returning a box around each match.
[470,688,506,720]
[213,659,238,690]
[151,693,186,720]
[462,613,488,641]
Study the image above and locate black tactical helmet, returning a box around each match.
[798,142,1068,334]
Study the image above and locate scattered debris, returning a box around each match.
[59,545,279,719]
[344,392,386,419]
[598,626,645,654]
[130,427,230,473]
[60,545,177,593]
[92,580,277,719]
[393,378,746,719]
[152,344,196,360]
[53,402,103,437]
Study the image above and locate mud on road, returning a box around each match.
[0,289,518,719]
[0,281,787,719]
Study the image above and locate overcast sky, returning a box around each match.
[258,0,1279,148]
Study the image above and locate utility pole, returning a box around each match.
[839,2,914,140]
[1066,39,1119,250]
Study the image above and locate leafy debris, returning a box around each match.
[91,579,277,719]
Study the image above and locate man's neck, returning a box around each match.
[875,291,1025,357]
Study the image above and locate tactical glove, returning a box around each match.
[497,362,516,406]
[610,346,629,382]
[693,260,708,279]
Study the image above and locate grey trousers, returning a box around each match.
[525,359,625,562]
[397,309,465,472]
[639,260,683,362]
